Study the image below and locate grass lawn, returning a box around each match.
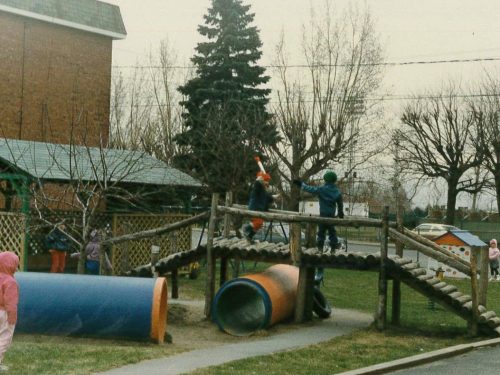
[188,266,499,374]
[5,334,185,375]
[5,262,499,374]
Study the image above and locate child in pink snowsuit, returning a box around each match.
[0,252,19,371]
[489,239,500,281]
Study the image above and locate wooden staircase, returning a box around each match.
[385,255,500,336]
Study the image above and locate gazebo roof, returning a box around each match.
[0,138,202,188]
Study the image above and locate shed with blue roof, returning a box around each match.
[427,230,487,278]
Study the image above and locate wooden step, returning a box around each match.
[479,311,497,322]
[409,268,427,277]
[417,274,434,281]
[440,285,458,294]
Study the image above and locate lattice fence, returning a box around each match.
[112,213,192,275]
[0,212,27,270]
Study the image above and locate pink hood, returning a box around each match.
[0,252,19,276]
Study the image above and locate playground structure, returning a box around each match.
[16,273,168,343]
[130,192,499,338]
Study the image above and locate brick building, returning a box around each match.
[0,0,126,147]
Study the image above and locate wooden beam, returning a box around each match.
[401,228,471,270]
[219,205,390,228]
[478,246,489,308]
[376,206,389,330]
[389,228,471,276]
[204,193,219,318]
[470,248,479,336]
[392,204,404,325]
[103,211,210,246]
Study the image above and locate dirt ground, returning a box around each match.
[166,299,311,351]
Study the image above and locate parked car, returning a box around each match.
[411,223,459,240]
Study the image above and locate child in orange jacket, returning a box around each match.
[0,251,19,372]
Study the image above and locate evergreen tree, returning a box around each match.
[175,0,278,193]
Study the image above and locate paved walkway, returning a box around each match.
[98,308,373,375]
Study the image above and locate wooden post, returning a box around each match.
[220,192,233,286]
[392,204,404,325]
[469,247,479,336]
[204,193,219,318]
[171,269,179,299]
[376,206,389,330]
[291,223,308,323]
[301,223,316,321]
[478,246,489,308]
[151,244,160,277]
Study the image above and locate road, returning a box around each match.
[391,346,500,375]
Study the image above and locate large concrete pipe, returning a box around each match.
[212,264,299,336]
[16,272,168,343]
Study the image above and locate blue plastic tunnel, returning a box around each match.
[15,272,168,343]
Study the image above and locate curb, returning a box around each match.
[336,337,500,375]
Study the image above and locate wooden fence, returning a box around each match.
[111,213,191,275]
[0,211,27,270]
[0,211,192,274]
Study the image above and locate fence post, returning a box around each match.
[151,244,160,277]
[204,193,219,318]
[478,246,489,308]
[469,247,479,336]
[376,206,389,330]
[392,204,404,325]
[220,191,232,286]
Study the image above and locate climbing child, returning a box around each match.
[294,171,344,282]
[0,251,19,372]
[243,172,279,243]
[489,239,500,281]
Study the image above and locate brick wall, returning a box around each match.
[0,12,112,147]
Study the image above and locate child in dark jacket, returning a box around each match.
[0,251,19,372]
[294,170,344,282]
[45,223,71,273]
[243,172,278,243]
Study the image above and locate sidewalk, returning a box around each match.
[98,308,373,375]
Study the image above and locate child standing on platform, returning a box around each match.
[0,251,19,372]
[243,172,279,243]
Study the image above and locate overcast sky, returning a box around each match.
[107,0,500,96]
[105,0,500,209]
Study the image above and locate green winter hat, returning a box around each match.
[323,171,337,183]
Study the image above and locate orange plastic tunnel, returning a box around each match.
[212,264,299,336]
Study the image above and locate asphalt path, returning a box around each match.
[99,308,373,375]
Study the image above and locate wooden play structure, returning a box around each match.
[130,193,499,337]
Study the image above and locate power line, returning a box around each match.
[112,56,500,70]
[110,92,500,108]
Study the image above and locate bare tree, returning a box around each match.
[110,39,189,164]
[471,74,500,213]
[267,2,385,210]
[395,85,486,224]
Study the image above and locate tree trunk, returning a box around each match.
[288,185,301,212]
[77,246,86,274]
[495,174,500,214]
[445,181,458,225]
